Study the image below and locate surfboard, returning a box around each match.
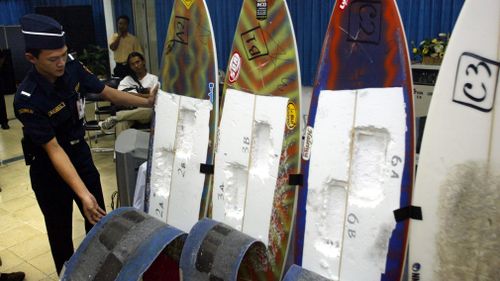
[60,208,186,281]
[145,0,218,233]
[295,0,414,280]
[407,1,499,280]
[211,0,301,279]
[179,218,271,280]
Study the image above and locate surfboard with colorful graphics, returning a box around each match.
[408,1,499,280]
[145,0,218,233]
[210,0,301,279]
[295,0,414,280]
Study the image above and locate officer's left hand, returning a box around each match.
[147,83,159,107]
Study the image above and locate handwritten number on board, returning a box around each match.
[217,184,224,200]
[358,4,377,35]
[391,155,402,179]
[463,61,492,102]
[347,213,359,239]
[242,137,250,153]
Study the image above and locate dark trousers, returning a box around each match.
[0,94,7,125]
[30,141,105,274]
[113,63,129,80]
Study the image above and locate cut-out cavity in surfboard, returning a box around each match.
[213,89,288,245]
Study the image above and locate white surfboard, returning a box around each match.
[408,0,500,280]
[212,89,288,246]
[148,90,212,232]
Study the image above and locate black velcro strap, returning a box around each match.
[200,164,214,175]
[393,206,423,222]
[288,174,303,186]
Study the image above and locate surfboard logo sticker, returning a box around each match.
[256,0,268,20]
[228,52,242,83]
[347,1,382,44]
[240,26,269,61]
[208,82,215,104]
[302,126,314,160]
[411,263,421,280]
[452,52,499,112]
[181,0,194,9]
[286,101,298,129]
[339,0,350,10]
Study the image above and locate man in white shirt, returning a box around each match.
[99,52,158,137]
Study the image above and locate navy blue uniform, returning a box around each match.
[14,55,106,273]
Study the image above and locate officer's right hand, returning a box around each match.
[81,192,106,224]
[147,83,159,107]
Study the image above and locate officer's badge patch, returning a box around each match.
[48,102,66,117]
[18,108,34,114]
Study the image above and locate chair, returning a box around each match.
[84,77,123,151]
[84,92,115,152]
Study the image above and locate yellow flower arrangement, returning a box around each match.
[411,33,449,64]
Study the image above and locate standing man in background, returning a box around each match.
[109,15,143,79]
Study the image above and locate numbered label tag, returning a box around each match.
[453,52,500,112]
[348,0,381,44]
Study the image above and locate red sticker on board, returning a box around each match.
[228,52,241,83]
[339,0,350,10]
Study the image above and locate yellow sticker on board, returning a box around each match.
[181,0,194,9]
[286,101,297,130]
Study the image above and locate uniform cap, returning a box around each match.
[20,14,65,50]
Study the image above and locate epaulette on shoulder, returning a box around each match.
[66,53,79,67]
[17,79,37,101]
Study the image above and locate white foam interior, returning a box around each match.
[213,90,254,229]
[244,95,288,245]
[167,96,212,232]
[303,88,406,280]
[222,162,248,229]
[148,90,212,232]
[148,91,180,221]
[213,89,288,245]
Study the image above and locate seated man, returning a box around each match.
[99,52,158,136]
